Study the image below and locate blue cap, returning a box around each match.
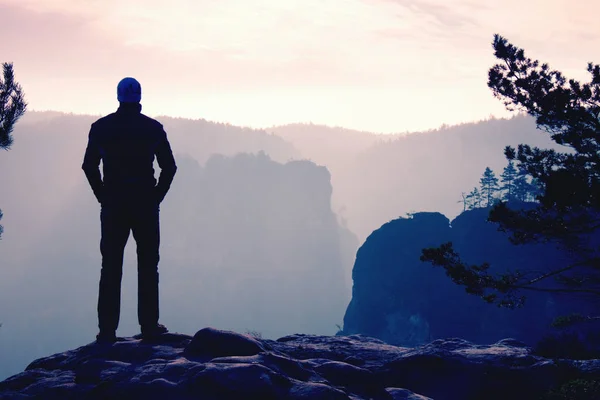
[117,77,142,103]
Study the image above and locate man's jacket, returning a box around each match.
[82,103,177,206]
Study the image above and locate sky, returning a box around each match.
[1,0,599,133]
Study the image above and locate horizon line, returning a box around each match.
[23,108,526,136]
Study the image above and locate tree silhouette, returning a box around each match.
[0,62,27,239]
[512,173,530,202]
[479,167,500,207]
[1,63,26,150]
[422,34,600,320]
[458,192,468,212]
[466,187,482,210]
[500,161,518,201]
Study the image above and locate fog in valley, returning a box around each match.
[0,111,561,379]
[271,115,560,241]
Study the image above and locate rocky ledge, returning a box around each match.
[1,328,599,400]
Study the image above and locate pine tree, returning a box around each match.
[511,168,544,203]
[0,62,27,239]
[512,174,530,202]
[0,63,26,150]
[422,34,600,318]
[466,187,482,210]
[479,167,500,207]
[458,192,468,212]
[500,161,518,201]
[529,177,544,201]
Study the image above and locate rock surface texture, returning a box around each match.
[2,327,600,400]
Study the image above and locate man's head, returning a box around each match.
[117,77,142,103]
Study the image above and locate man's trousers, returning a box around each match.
[98,201,160,333]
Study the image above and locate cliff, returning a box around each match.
[343,208,598,347]
[2,327,598,400]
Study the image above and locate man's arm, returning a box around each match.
[155,127,177,203]
[82,124,104,203]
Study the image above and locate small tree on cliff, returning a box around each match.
[500,161,518,201]
[512,173,530,202]
[421,34,600,319]
[0,62,27,239]
[479,167,500,207]
[466,187,482,210]
[510,169,543,203]
[458,192,468,212]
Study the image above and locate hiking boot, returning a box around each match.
[96,331,117,344]
[141,323,168,339]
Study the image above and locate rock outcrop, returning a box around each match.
[2,327,599,400]
[343,208,599,348]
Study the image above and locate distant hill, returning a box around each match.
[272,115,565,241]
[6,112,563,245]
[269,123,382,165]
[0,111,300,255]
[160,116,299,165]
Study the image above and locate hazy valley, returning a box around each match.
[0,111,564,380]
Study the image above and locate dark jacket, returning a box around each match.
[82,103,177,205]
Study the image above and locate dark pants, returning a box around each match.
[98,201,160,333]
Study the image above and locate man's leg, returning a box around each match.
[131,203,161,331]
[98,206,130,335]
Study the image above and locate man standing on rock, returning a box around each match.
[82,77,177,343]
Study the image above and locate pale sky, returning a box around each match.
[1,0,599,133]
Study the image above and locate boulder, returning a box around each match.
[185,327,266,358]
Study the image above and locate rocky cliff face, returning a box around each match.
[2,327,599,400]
[343,208,598,347]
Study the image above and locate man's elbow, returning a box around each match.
[82,161,95,173]
[167,164,177,176]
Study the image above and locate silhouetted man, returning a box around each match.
[82,77,177,343]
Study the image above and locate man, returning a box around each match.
[82,77,177,343]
